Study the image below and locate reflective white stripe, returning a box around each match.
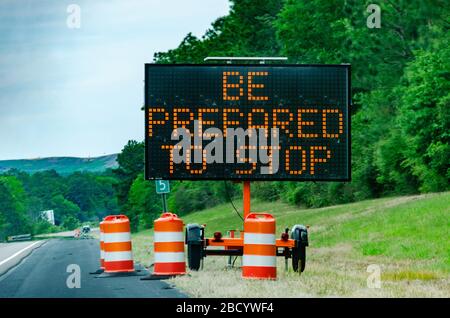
[103,232,131,243]
[243,255,276,267]
[244,233,276,245]
[0,241,41,267]
[154,252,185,263]
[100,232,104,241]
[104,251,133,262]
[100,250,105,258]
[154,231,184,243]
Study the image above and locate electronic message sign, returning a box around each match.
[145,64,351,181]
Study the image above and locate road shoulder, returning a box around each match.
[0,240,47,277]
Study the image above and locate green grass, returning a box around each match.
[173,192,450,273]
[132,191,450,297]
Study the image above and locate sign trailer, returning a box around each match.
[145,61,351,274]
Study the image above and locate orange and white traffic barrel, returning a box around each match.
[242,213,276,280]
[153,213,186,276]
[103,215,134,273]
[99,220,105,270]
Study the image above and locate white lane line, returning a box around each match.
[0,241,41,267]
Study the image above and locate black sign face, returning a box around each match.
[145,64,351,181]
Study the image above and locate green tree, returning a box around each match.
[65,172,119,220]
[0,176,31,239]
[126,173,162,232]
[167,181,238,215]
[49,194,81,227]
[276,0,449,93]
[113,140,145,209]
[274,0,450,204]
[154,0,283,63]
[379,46,450,192]
[62,215,80,231]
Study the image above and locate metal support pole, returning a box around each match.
[227,230,236,268]
[161,193,168,212]
[243,181,251,219]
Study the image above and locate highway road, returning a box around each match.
[0,241,46,276]
[0,238,186,298]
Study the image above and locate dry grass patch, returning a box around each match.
[382,270,439,281]
[165,244,449,298]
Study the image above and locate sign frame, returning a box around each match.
[145,63,351,182]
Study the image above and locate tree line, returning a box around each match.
[0,169,119,240]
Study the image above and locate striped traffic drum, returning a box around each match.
[242,213,277,280]
[153,212,186,276]
[103,215,134,273]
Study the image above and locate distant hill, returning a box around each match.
[0,154,118,175]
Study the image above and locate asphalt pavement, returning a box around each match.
[0,241,46,276]
[0,238,187,298]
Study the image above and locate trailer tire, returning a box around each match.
[187,243,202,271]
[291,225,308,273]
[185,224,204,271]
[292,244,306,273]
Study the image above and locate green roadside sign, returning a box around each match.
[155,180,170,194]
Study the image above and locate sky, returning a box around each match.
[0,0,230,160]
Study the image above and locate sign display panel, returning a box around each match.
[145,64,351,181]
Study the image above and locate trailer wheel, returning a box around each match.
[185,224,204,271]
[292,244,306,273]
[291,225,308,273]
[187,242,202,271]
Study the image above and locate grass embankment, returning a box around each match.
[132,192,450,297]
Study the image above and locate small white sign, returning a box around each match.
[41,210,55,225]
